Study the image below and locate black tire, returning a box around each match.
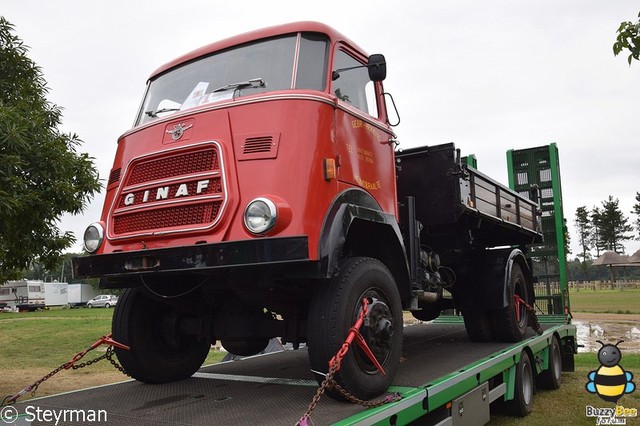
[538,335,562,389]
[507,350,534,417]
[105,303,111,308]
[410,300,442,322]
[112,288,210,383]
[307,257,403,400]
[87,303,93,308]
[221,338,269,356]
[492,263,530,342]
[463,309,495,342]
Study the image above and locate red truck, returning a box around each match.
[73,22,542,400]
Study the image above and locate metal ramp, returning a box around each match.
[507,143,569,314]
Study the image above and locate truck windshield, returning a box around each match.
[136,33,328,126]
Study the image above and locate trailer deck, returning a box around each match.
[12,320,574,425]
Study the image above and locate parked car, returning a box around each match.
[86,294,118,308]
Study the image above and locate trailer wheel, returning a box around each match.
[507,350,534,416]
[463,309,495,342]
[112,288,210,383]
[538,335,562,389]
[492,263,529,342]
[307,257,403,400]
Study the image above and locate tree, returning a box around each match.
[632,191,640,240]
[574,206,592,280]
[598,196,633,253]
[0,18,100,282]
[614,12,640,66]
[590,206,603,257]
[574,206,592,260]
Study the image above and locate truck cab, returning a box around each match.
[75,22,409,399]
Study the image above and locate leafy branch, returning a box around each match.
[613,12,640,66]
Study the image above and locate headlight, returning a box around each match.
[244,197,277,235]
[83,222,104,253]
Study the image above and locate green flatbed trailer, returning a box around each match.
[12,317,575,425]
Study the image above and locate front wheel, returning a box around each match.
[307,257,403,401]
[112,288,210,383]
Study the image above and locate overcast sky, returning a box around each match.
[3,0,640,257]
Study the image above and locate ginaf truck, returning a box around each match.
[74,22,548,401]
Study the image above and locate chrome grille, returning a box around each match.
[109,143,226,239]
[113,202,222,234]
[127,149,219,185]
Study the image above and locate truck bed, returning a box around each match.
[13,320,573,425]
[396,143,542,250]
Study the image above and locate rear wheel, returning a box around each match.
[307,257,403,400]
[538,335,562,389]
[492,263,530,342]
[506,350,534,416]
[112,288,210,383]
[463,309,495,342]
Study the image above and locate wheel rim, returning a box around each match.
[354,291,395,374]
[522,359,533,405]
[552,342,562,379]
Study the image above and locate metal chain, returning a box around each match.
[330,382,401,408]
[2,336,129,407]
[297,363,340,425]
[297,298,402,425]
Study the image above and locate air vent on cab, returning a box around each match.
[236,133,280,161]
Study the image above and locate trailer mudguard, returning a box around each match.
[318,188,412,300]
[453,247,533,311]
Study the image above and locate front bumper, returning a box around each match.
[72,236,310,278]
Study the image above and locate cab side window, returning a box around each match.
[333,50,378,117]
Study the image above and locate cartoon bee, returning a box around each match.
[586,340,636,403]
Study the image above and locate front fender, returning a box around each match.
[317,188,411,299]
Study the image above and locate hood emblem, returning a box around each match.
[166,123,193,141]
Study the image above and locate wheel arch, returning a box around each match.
[454,247,534,311]
[504,249,535,308]
[318,188,412,301]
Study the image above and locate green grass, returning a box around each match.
[0,307,115,369]
[569,288,640,314]
[0,307,225,368]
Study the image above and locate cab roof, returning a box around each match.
[148,21,367,81]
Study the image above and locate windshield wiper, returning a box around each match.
[145,107,180,118]
[213,78,265,93]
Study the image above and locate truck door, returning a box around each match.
[332,46,397,215]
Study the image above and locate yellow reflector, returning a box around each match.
[323,158,336,181]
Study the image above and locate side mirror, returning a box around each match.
[368,54,386,81]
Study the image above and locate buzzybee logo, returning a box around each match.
[586,340,635,403]
[585,340,637,425]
